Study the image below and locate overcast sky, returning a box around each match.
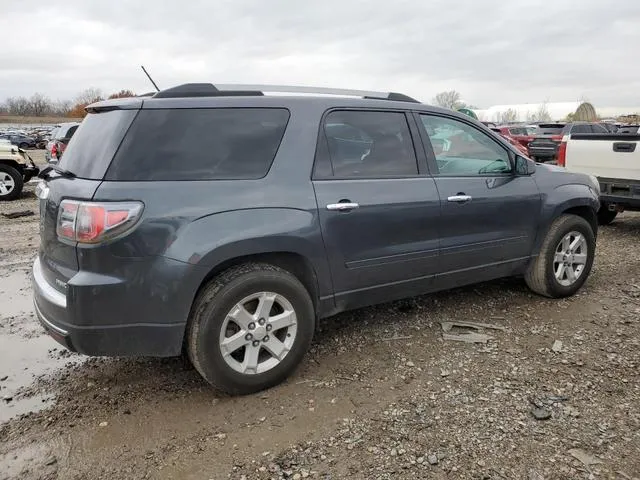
[1,0,639,109]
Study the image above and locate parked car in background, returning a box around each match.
[618,125,639,134]
[0,143,40,200]
[528,122,608,163]
[497,125,535,149]
[491,127,530,156]
[45,122,79,163]
[560,129,640,225]
[33,83,600,395]
[0,133,37,149]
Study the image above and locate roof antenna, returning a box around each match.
[141,65,160,92]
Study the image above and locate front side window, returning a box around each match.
[420,115,512,176]
[320,110,418,178]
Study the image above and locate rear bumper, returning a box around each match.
[32,257,187,357]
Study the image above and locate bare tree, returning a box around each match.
[108,89,136,99]
[6,97,31,116]
[498,108,518,124]
[432,90,463,110]
[30,93,52,116]
[52,100,72,116]
[75,88,104,106]
[527,102,552,122]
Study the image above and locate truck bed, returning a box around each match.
[566,133,640,180]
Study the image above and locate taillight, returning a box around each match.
[56,200,143,244]
[51,143,57,156]
[557,135,569,167]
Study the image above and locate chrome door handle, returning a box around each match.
[447,195,472,203]
[326,202,359,211]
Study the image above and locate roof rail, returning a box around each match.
[153,83,420,103]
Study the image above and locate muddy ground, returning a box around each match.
[0,153,639,479]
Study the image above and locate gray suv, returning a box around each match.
[32,84,600,394]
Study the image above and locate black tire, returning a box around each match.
[525,214,595,298]
[18,142,29,149]
[0,164,24,201]
[597,206,617,226]
[187,263,315,395]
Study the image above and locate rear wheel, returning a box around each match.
[597,206,618,225]
[525,214,595,298]
[187,263,315,395]
[18,142,29,149]
[0,165,23,201]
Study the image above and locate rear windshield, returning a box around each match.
[536,124,565,135]
[58,111,137,179]
[508,127,528,135]
[105,108,290,181]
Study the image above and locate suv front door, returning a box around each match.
[417,114,542,289]
[313,109,440,310]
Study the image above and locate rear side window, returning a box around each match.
[59,111,137,180]
[318,110,418,178]
[106,108,290,181]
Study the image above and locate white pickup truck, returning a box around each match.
[559,131,640,224]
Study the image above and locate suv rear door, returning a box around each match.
[416,113,541,289]
[312,109,440,310]
[36,109,138,320]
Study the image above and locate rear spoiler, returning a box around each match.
[86,97,143,113]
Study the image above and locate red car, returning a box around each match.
[497,126,535,149]
[491,128,530,156]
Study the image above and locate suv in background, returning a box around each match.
[33,84,599,394]
[45,122,79,163]
[528,122,608,162]
[0,133,36,149]
[497,125,535,149]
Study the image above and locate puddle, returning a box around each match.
[0,441,58,480]
[0,267,80,423]
[0,267,33,319]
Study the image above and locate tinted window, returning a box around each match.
[571,124,591,134]
[509,127,528,135]
[320,110,417,178]
[591,124,608,133]
[421,115,511,176]
[58,111,137,179]
[537,124,565,135]
[107,108,290,181]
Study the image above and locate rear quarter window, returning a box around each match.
[106,108,290,181]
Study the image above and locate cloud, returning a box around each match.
[1,0,639,109]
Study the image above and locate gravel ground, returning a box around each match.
[0,159,639,479]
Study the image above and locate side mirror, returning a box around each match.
[515,156,535,175]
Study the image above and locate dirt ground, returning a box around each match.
[1,153,639,479]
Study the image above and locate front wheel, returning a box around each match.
[0,164,24,201]
[187,263,315,395]
[525,214,595,298]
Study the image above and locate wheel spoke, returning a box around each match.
[242,345,260,373]
[570,236,584,253]
[566,266,577,283]
[221,330,249,356]
[263,337,288,361]
[554,252,565,263]
[228,304,254,330]
[562,236,571,252]
[255,293,276,320]
[555,263,566,280]
[573,253,587,265]
[0,184,7,195]
[268,310,296,331]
